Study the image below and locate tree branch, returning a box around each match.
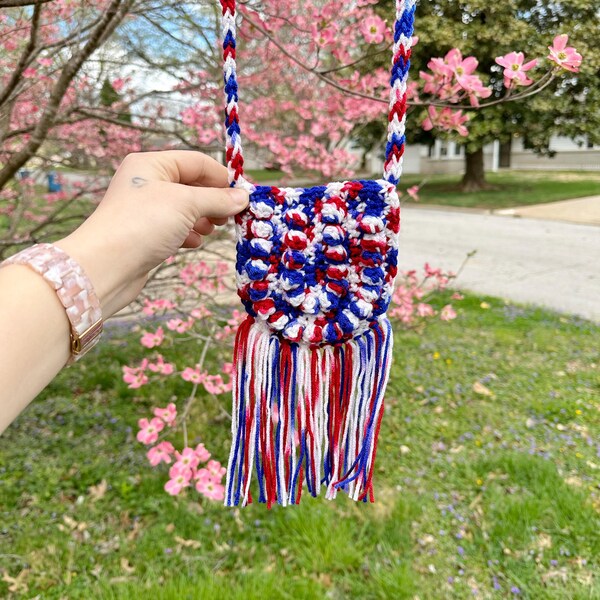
[0,0,53,7]
[0,3,42,110]
[0,0,134,192]
[241,8,559,113]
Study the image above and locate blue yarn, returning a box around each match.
[228,350,248,506]
[249,286,269,302]
[338,312,355,335]
[290,429,306,504]
[245,262,269,280]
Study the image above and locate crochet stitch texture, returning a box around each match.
[236,180,400,344]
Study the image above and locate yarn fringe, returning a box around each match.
[225,316,393,507]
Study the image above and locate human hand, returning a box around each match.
[55,151,249,318]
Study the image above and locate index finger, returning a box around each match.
[144,150,229,188]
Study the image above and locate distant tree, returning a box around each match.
[375,0,600,190]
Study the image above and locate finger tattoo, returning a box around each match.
[131,176,148,188]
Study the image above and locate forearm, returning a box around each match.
[0,231,142,434]
[0,263,72,433]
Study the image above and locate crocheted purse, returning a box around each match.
[221,0,416,507]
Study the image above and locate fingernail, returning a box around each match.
[229,188,249,207]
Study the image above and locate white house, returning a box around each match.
[377,135,600,175]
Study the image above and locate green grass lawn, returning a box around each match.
[399,170,600,210]
[1,294,599,599]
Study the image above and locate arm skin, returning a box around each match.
[0,151,248,435]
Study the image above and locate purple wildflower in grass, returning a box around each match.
[493,576,501,590]
[457,546,465,556]
[550,560,558,566]
[448,577,455,584]
[511,586,521,595]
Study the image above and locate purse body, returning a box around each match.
[235,180,400,345]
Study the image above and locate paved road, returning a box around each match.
[398,206,600,322]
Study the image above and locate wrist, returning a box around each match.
[0,242,104,365]
[54,230,146,319]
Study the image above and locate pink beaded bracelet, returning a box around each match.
[0,243,103,365]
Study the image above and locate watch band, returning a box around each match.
[0,243,103,365]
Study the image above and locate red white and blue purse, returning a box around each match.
[220,0,416,507]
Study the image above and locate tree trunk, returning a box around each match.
[499,139,512,168]
[461,147,491,192]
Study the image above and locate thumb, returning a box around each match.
[170,182,250,220]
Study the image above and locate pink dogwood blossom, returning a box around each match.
[422,106,469,137]
[140,326,164,348]
[164,464,192,495]
[206,460,226,481]
[174,447,200,471]
[147,355,175,376]
[196,477,225,501]
[122,362,149,389]
[147,441,175,466]
[312,24,337,48]
[416,303,435,317]
[137,417,165,445]
[548,34,582,72]
[142,298,175,316]
[190,306,212,319]
[202,374,230,395]
[181,366,204,384]
[407,185,420,201]
[153,402,177,426]
[194,443,211,462]
[495,52,538,87]
[166,317,194,333]
[360,15,387,44]
[194,467,211,484]
[440,304,457,321]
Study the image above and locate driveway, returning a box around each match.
[398,206,600,322]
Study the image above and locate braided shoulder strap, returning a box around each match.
[219,0,416,188]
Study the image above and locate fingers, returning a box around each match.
[182,215,228,249]
[181,230,203,249]
[122,151,228,188]
[192,217,216,236]
[165,181,249,220]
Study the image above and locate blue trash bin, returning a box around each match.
[47,171,62,192]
